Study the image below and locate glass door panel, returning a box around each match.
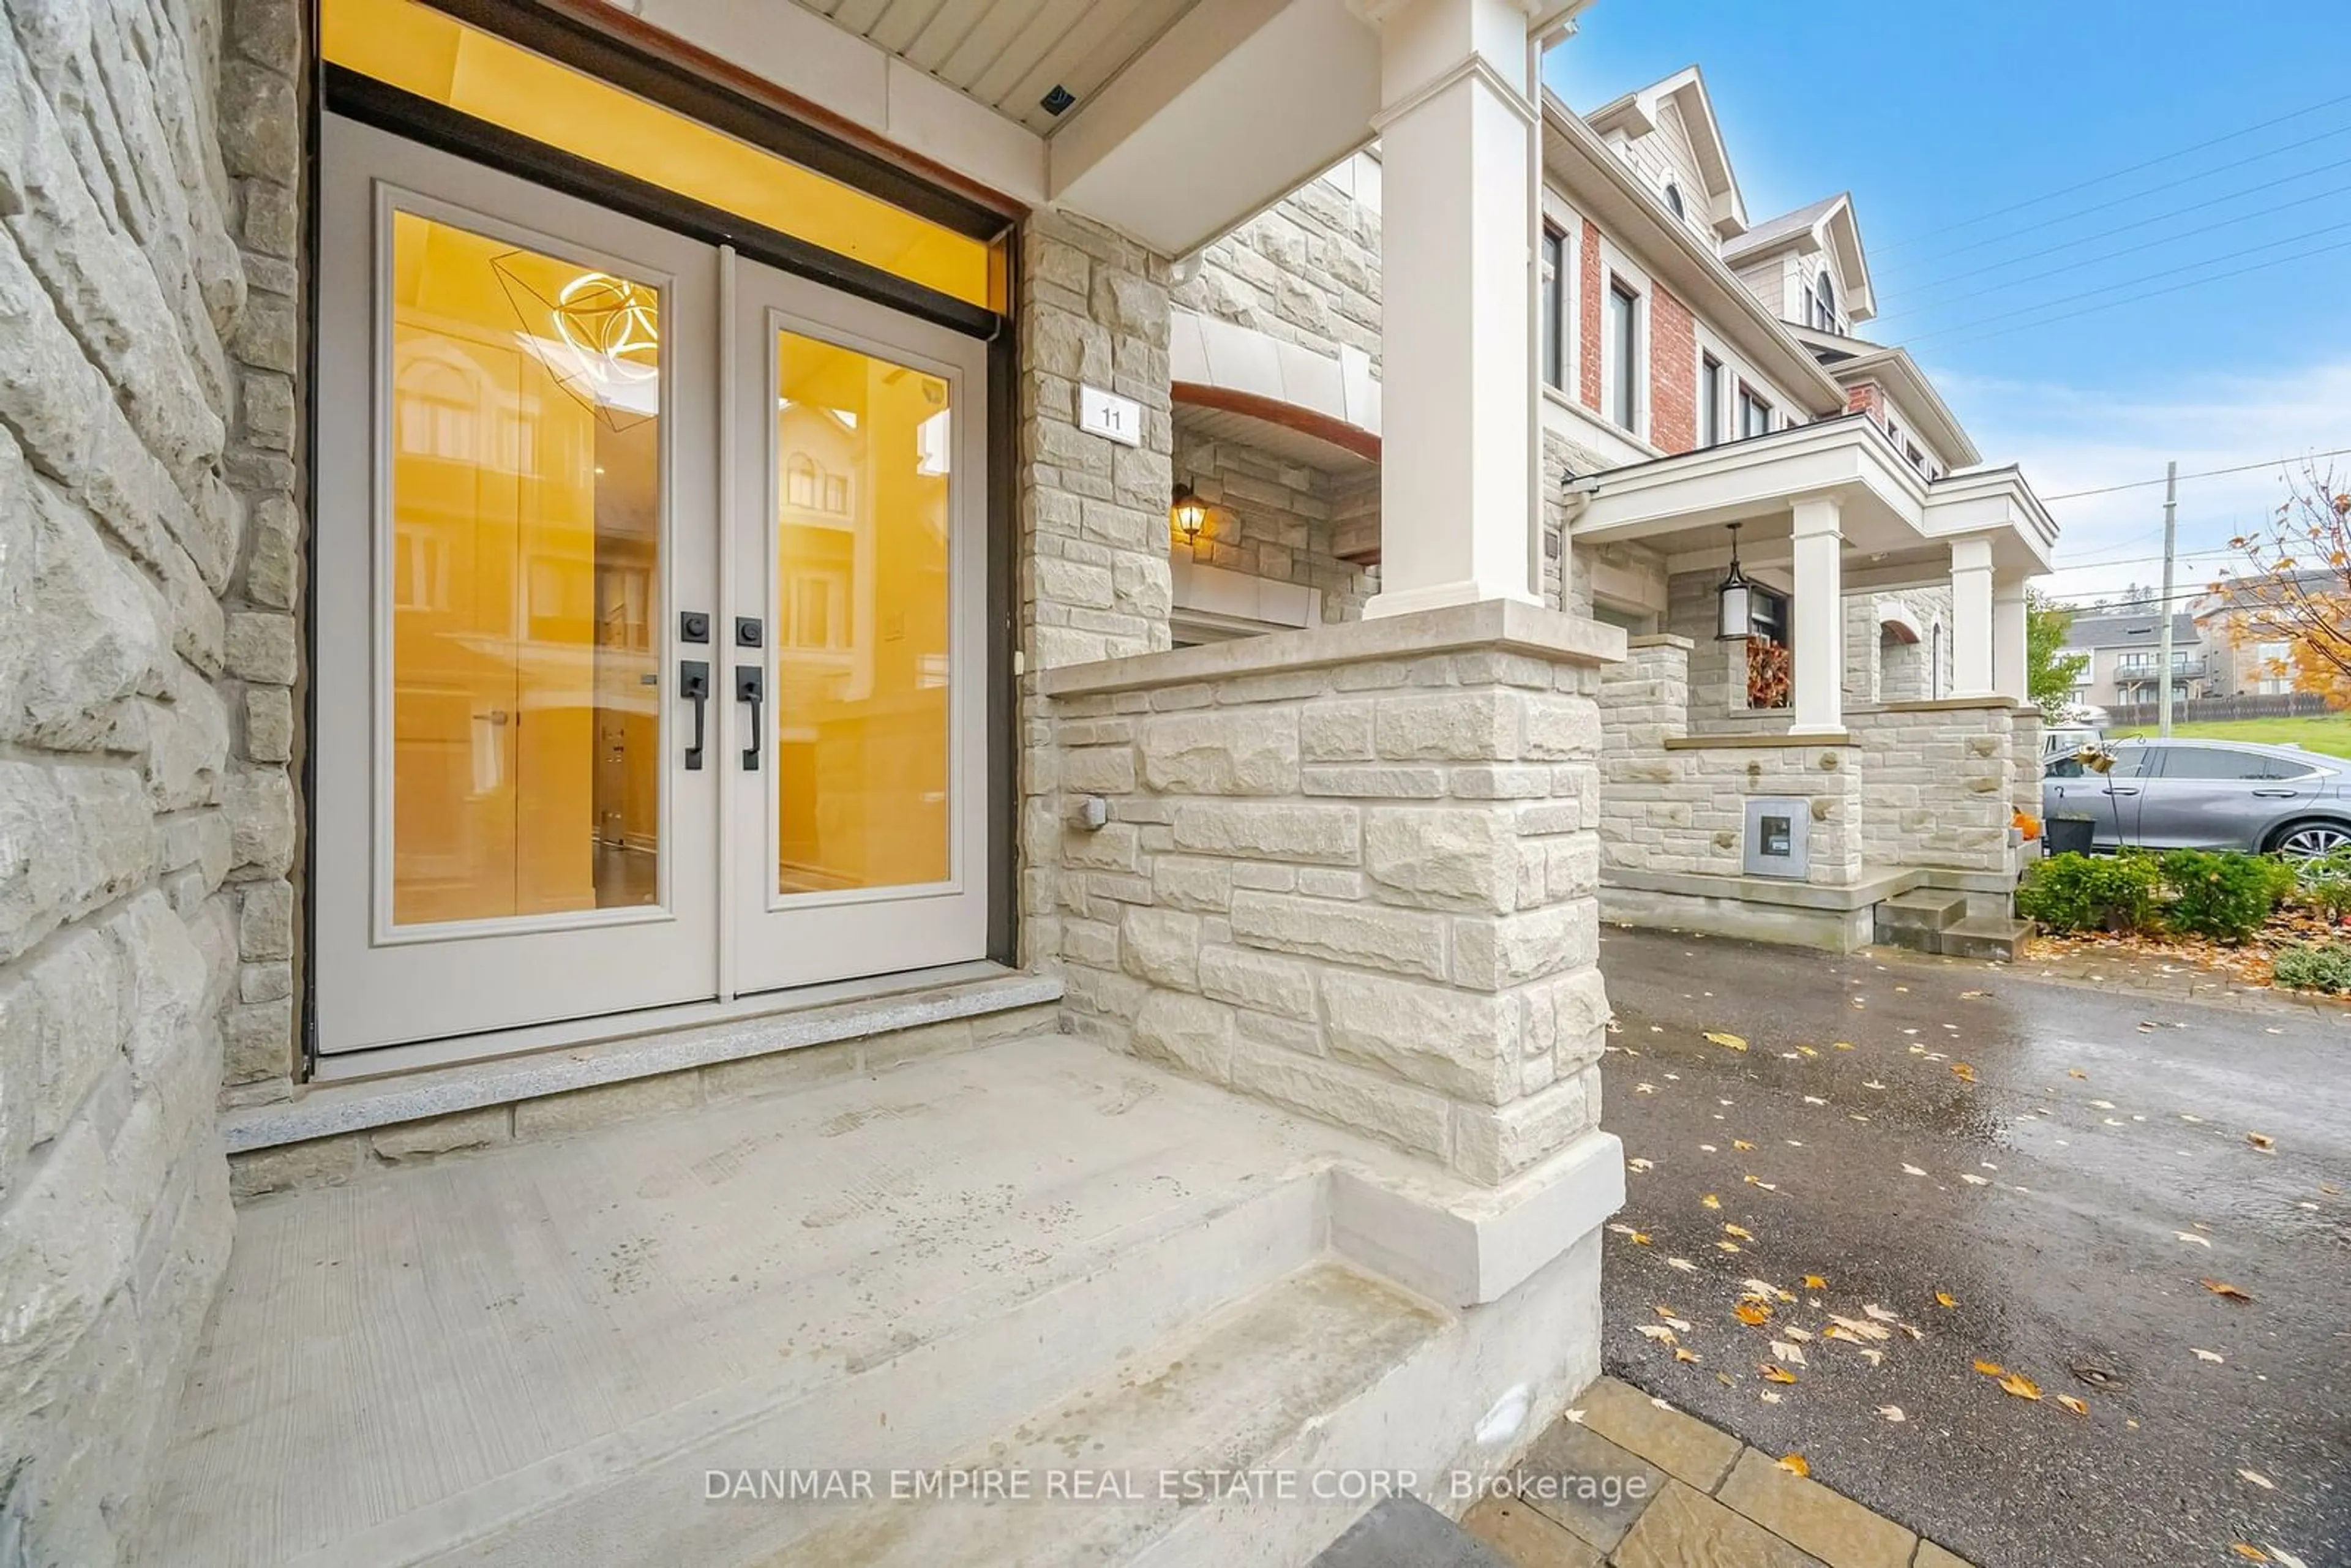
[729,263,988,996]
[771,330,953,898]
[315,115,719,1054]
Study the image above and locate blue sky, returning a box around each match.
[1542,0,2351,607]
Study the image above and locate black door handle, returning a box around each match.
[736,666,764,770]
[680,659,710,770]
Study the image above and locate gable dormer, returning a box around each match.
[1721,192,1874,333]
[1583,66,1748,247]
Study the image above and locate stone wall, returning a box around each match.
[1848,700,2019,874]
[1040,612,1614,1188]
[1171,424,1375,625]
[0,0,299,1549]
[1596,642,1864,887]
[1171,156,1381,370]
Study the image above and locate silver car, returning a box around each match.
[2042,738,2351,858]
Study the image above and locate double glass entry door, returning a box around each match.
[315,118,988,1055]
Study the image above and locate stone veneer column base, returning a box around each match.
[1037,599,1629,1288]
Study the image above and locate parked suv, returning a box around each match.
[2042,738,2351,858]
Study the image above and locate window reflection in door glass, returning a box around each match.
[388,211,662,924]
[773,331,951,895]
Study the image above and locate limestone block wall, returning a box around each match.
[1041,623,1613,1188]
[1171,426,1375,624]
[1018,210,1176,969]
[1171,154,1382,369]
[1848,700,2020,874]
[1597,641,1864,886]
[0,0,298,1550]
[2012,707,2042,827]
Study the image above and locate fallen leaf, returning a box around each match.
[1627,1158,1656,1173]
[1635,1324,1678,1344]
[1782,1326,1813,1341]
[1770,1339,1806,1365]
[1717,1240,1744,1253]
[1759,1389,1783,1404]
[1704,1032,1750,1052]
[2068,1068,2087,1079]
[1834,1041,1855,1050]
[1635,1082,1659,1095]
[1973,1359,2006,1376]
[1901,1163,1927,1176]
[2090,1100,2116,1110]
[2247,1133,2276,1152]
[1760,1363,1798,1384]
[2229,1546,2269,1562]
[1745,1176,1779,1190]
[1777,1454,1809,1477]
[1960,989,1989,999]
[1674,1347,1701,1364]
[2177,1232,2213,1248]
[1563,1408,1586,1424]
[2268,1548,2311,1568]
[1960,1174,1991,1186]
[1724,1224,1756,1242]
[1659,1315,1693,1333]
[1803,1275,1828,1290]
[1935,1291,1957,1308]
[1952,1063,1978,1084]
[2056,1395,2088,1418]
[2202,1279,2255,1302]
[2193,1348,2225,1363]
[1877,1405,1906,1422]
[2240,1469,2276,1490]
[1829,1315,1892,1342]
[1702,1193,1722,1210]
[1733,1139,1757,1151]
[1863,1304,1901,1323]
[1666,1257,1698,1272]
[1803,1094,1828,1106]
[1997,1371,2042,1401]
[1736,1300,1774,1326]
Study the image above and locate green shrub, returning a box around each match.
[2274,941,2351,993]
[2294,847,2351,923]
[2157,850,2297,943]
[2017,852,2162,933]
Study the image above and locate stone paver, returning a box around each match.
[1315,1496,1513,1568]
[1575,1377,1743,1491]
[1715,1449,1918,1568]
[1458,1497,1604,1568]
[1911,1542,1977,1568]
[1510,1419,1664,1550]
[1611,1480,1828,1568]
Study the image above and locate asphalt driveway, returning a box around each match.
[1595,926,2351,1568]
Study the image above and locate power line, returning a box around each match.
[1873,164,2351,321]
[1874,91,2351,255]
[1902,229,2351,349]
[2042,447,2351,501]
[1905,217,2351,345]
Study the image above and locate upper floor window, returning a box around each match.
[1738,384,1771,438]
[1606,279,1640,432]
[1700,354,1724,447]
[1663,182,1685,219]
[1813,271,1838,332]
[1540,227,1565,391]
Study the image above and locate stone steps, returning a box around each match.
[1938,915,2034,962]
[1873,892,2033,961]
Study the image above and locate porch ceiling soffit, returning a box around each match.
[1540,94,1844,417]
[1565,415,1924,552]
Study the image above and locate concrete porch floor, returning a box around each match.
[141,1030,1600,1566]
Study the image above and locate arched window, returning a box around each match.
[1814,271,1837,331]
[1663,182,1685,219]
[786,453,817,508]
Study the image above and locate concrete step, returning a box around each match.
[142,1037,1351,1568]
[1938,915,2034,962]
[1872,890,1970,952]
[783,1261,1449,1567]
[1311,1497,1510,1567]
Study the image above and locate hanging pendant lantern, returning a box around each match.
[1715,522,1753,641]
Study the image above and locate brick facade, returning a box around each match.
[1577,219,1604,414]
[1647,283,1698,454]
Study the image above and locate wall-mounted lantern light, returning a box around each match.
[1715,522,1753,641]
[1171,483,1208,552]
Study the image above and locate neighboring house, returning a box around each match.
[2057,612,2209,709]
[0,9,2058,1567]
[2192,572,2333,696]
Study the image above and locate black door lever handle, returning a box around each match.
[680,659,710,770]
[736,666,764,771]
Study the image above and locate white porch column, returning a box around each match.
[1992,577,2030,703]
[1949,536,1997,697]
[1790,497,1845,734]
[1359,0,1542,617]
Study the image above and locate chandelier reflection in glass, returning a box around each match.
[493,255,662,432]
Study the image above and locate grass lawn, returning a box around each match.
[2110,713,2351,759]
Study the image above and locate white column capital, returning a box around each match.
[1790,493,1843,539]
[1948,535,1997,576]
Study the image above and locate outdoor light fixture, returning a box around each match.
[1715,522,1753,641]
[1171,484,1208,552]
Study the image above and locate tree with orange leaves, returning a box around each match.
[2209,463,2351,710]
